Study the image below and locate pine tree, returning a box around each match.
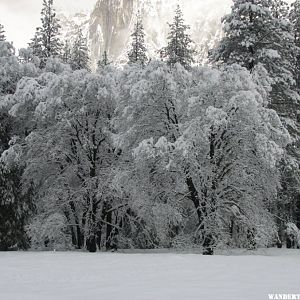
[0,164,32,251]
[286,0,300,234]
[290,0,300,88]
[211,0,299,117]
[97,51,110,69]
[210,0,300,245]
[128,12,147,65]
[70,29,90,71]
[28,0,61,64]
[164,5,195,69]
[28,28,43,59]
[0,23,6,42]
[0,40,36,250]
[268,0,298,118]
[61,40,72,64]
[40,0,61,58]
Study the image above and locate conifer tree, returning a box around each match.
[28,28,43,59]
[62,40,72,64]
[210,0,300,242]
[29,0,61,64]
[0,164,32,251]
[290,0,300,88]
[0,23,6,42]
[40,0,61,58]
[70,29,90,71]
[128,12,147,65]
[210,0,298,118]
[210,1,300,212]
[97,51,110,69]
[287,0,300,232]
[164,5,195,69]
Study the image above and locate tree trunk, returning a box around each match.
[69,201,83,249]
[106,207,113,250]
[86,236,97,252]
[185,176,214,255]
[96,221,102,250]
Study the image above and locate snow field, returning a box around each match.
[0,249,299,300]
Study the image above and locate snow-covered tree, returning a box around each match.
[97,51,110,69]
[26,213,72,250]
[0,164,33,251]
[210,0,300,240]
[289,0,300,225]
[290,0,300,88]
[114,61,289,253]
[0,41,38,97]
[28,0,61,65]
[11,67,123,252]
[0,42,18,95]
[0,23,6,42]
[18,48,41,67]
[114,61,186,248]
[40,0,61,58]
[128,12,148,65]
[164,5,195,69]
[0,40,38,251]
[0,41,38,146]
[174,65,290,251]
[61,40,72,65]
[211,0,298,118]
[28,29,44,61]
[70,29,90,71]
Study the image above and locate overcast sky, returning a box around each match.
[0,0,96,49]
[0,0,294,50]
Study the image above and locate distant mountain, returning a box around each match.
[58,0,231,69]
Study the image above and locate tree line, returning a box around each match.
[0,0,300,254]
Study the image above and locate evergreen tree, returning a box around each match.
[210,0,300,243]
[287,0,300,234]
[0,23,6,42]
[0,164,32,251]
[0,38,38,251]
[28,28,43,59]
[29,0,61,64]
[210,0,298,118]
[290,0,300,88]
[97,51,110,69]
[128,12,147,65]
[40,0,61,58]
[70,29,90,71]
[61,40,72,64]
[266,1,300,231]
[164,5,195,69]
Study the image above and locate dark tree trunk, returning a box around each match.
[185,176,214,255]
[86,236,97,252]
[186,176,202,224]
[286,235,296,249]
[203,235,214,255]
[106,207,113,250]
[96,221,102,250]
[69,201,83,249]
[76,225,83,249]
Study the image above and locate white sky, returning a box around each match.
[0,0,96,49]
[0,0,294,50]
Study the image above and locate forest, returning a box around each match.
[0,0,300,255]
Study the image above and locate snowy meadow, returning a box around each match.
[0,249,299,300]
[0,0,300,298]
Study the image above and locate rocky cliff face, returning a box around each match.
[59,0,230,69]
[89,0,135,68]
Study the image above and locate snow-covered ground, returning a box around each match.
[0,248,299,300]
